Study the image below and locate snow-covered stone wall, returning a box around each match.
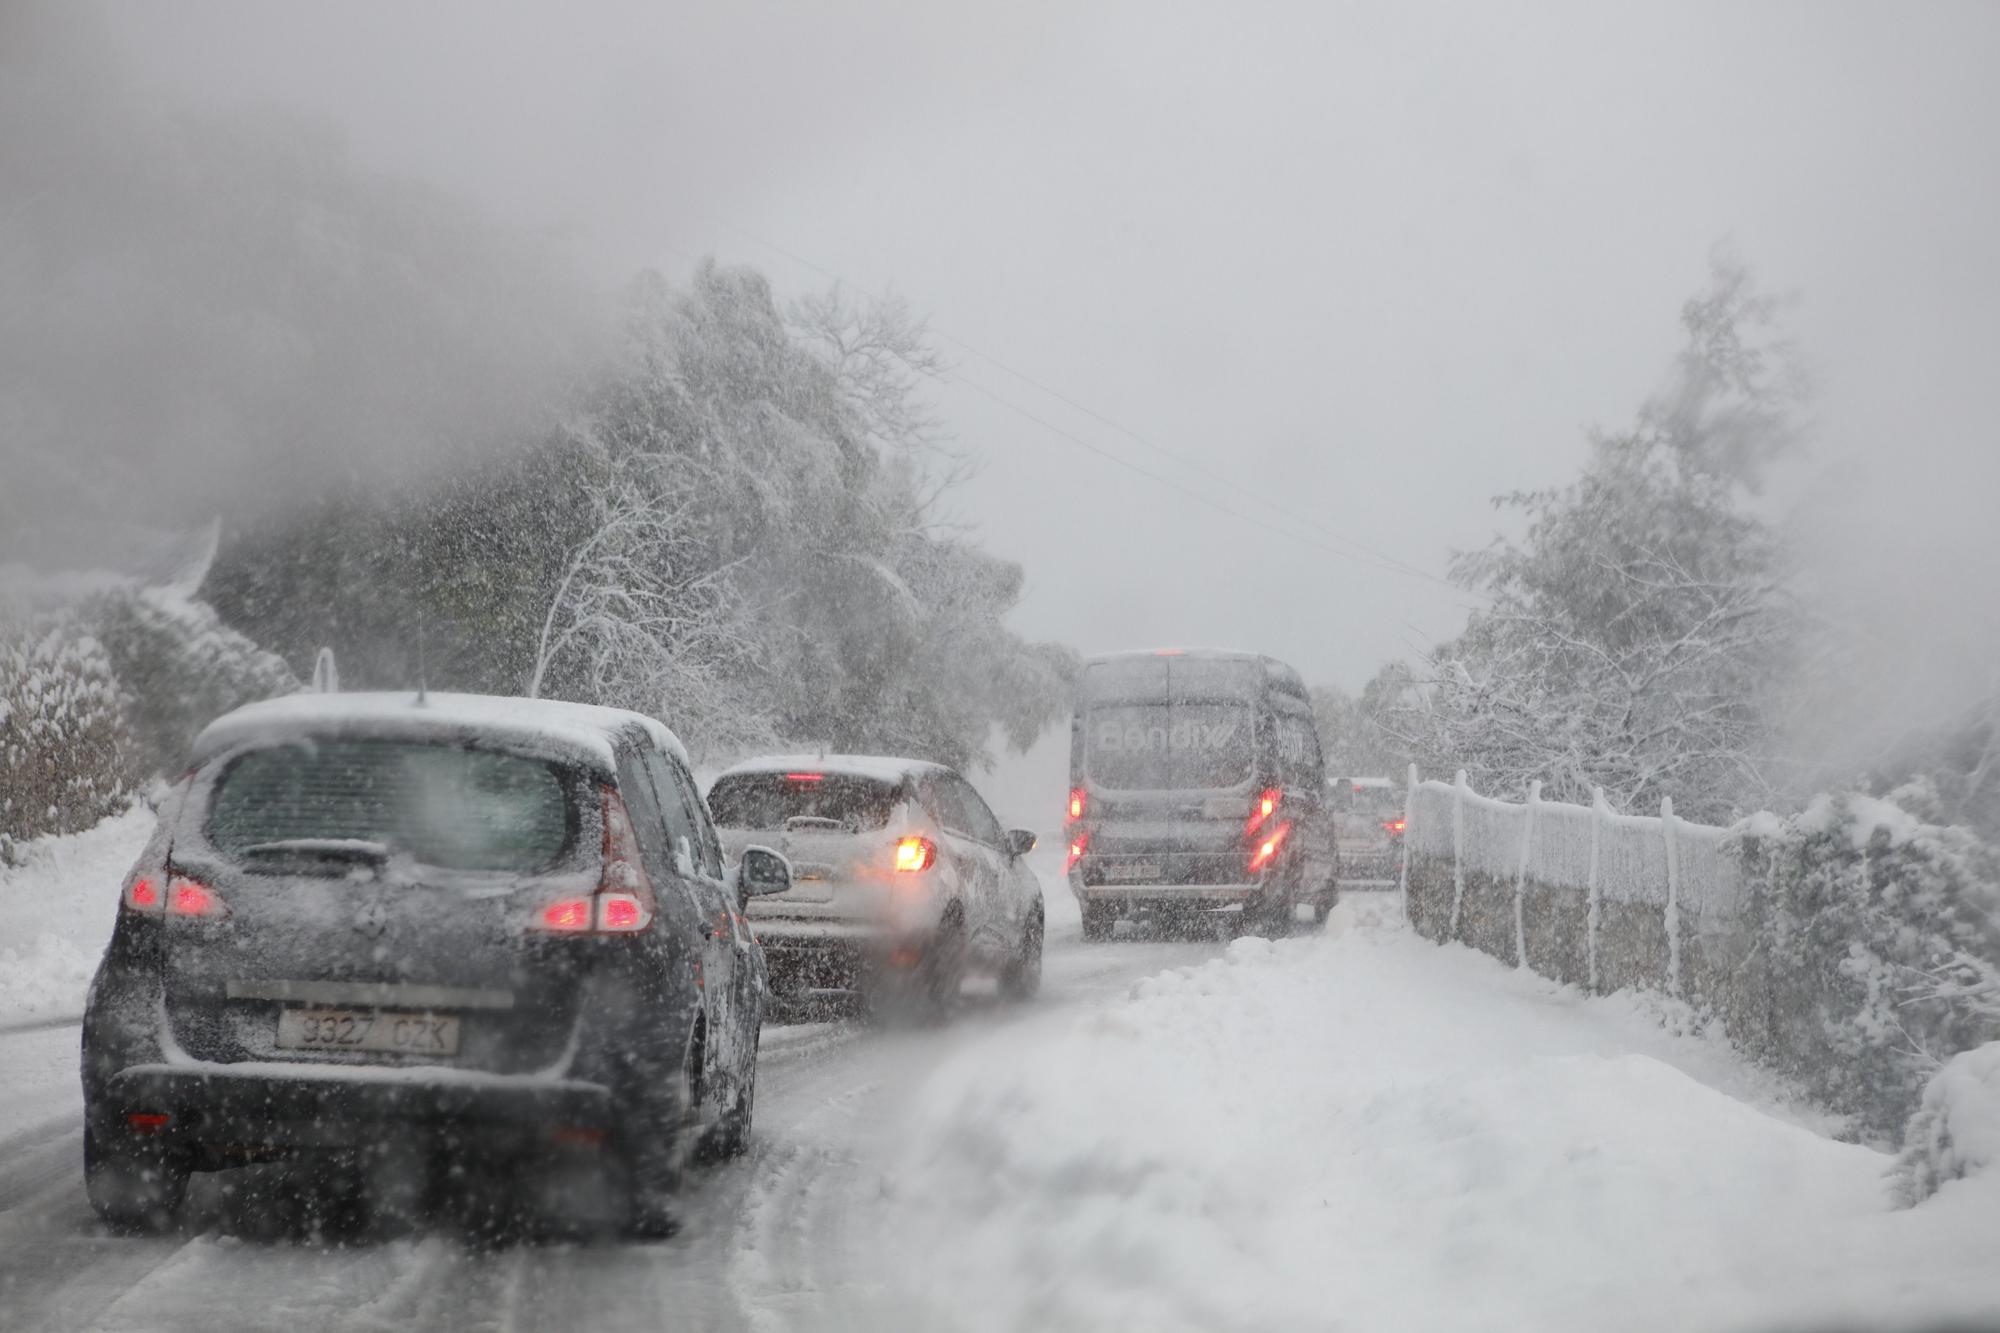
[1402,772,2000,1142]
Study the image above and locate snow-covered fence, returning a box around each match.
[1402,772,1748,1005]
[1404,772,2000,1141]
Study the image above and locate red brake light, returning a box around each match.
[1067,787,1086,822]
[1249,821,1292,873]
[1066,833,1088,871]
[598,895,647,932]
[784,772,825,783]
[594,786,656,930]
[126,1112,171,1137]
[168,876,225,918]
[1248,787,1281,834]
[534,787,657,935]
[125,875,161,912]
[539,897,594,932]
[1384,818,1407,835]
[893,836,936,873]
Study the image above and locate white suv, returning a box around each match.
[707,756,1044,1017]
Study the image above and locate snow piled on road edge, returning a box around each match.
[0,805,149,1022]
[882,901,2000,1333]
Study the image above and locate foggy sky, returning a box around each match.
[19,2,2000,735]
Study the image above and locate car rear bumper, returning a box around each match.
[1339,849,1401,884]
[104,1060,613,1157]
[750,918,931,996]
[1077,883,1258,907]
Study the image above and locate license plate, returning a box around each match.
[1105,862,1161,882]
[275,1008,460,1056]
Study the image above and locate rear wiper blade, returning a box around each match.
[238,839,392,864]
[783,816,851,833]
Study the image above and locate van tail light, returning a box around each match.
[1067,787,1086,822]
[1247,787,1282,834]
[535,786,656,935]
[1384,818,1407,837]
[893,836,936,874]
[1249,821,1292,874]
[1066,832,1088,872]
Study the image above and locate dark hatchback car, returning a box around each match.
[80,692,791,1236]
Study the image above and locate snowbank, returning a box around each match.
[0,805,150,1023]
[1895,1041,2000,1206]
[885,905,2000,1333]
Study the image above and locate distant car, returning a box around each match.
[1064,650,1337,938]
[706,756,1044,1017]
[80,692,793,1238]
[1330,775,1406,893]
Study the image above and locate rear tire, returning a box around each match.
[85,1126,188,1234]
[617,1017,695,1240]
[999,909,1044,1000]
[705,1030,758,1160]
[868,914,965,1025]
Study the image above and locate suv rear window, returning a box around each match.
[707,772,900,832]
[1332,782,1403,816]
[209,740,572,872]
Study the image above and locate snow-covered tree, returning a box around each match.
[78,584,297,777]
[1392,255,1807,820]
[1312,669,1416,778]
[1729,780,2000,1140]
[0,614,132,857]
[520,260,1070,767]
[525,431,774,761]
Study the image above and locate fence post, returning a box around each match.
[1398,763,1418,921]
[1661,795,1682,998]
[1586,787,1606,993]
[1513,779,1540,970]
[1448,770,1469,940]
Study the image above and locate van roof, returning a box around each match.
[1080,649,1308,701]
[191,692,689,773]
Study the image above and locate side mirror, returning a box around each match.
[1004,829,1037,858]
[736,845,793,899]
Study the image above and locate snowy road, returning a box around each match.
[0,876,1217,1333]
[5,829,1999,1333]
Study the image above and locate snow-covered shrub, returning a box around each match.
[75,584,297,776]
[1893,1040,2000,1206]
[1729,783,2000,1140]
[0,616,134,859]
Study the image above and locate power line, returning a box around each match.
[693,214,1469,596]
[927,327,1456,590]
[948,367,1465,587]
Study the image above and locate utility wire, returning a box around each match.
[928,327,1456,590]
[694,213,1468,596]
[949,367,1460,586]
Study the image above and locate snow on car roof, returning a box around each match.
[191,691,690,772]
[712,753,946,786]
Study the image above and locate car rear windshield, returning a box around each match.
[706,772,900,832]
[1333,784,1404,815]
[1084,702,1253,790]
[208,740,573,872]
